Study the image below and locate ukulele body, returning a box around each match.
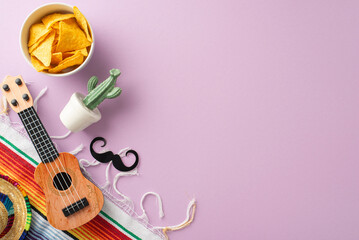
[34,152,104,230]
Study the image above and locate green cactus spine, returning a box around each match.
[83,69,122,110]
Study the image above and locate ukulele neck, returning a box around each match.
[18,106,59,163]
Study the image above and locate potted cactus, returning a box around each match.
[60,69,122,132]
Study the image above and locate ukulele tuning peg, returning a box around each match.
[22,94,29,101]
[2,84,9,91]
[15,78,22,85]
[11,99,18,106]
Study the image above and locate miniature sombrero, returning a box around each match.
[0,175,31,239]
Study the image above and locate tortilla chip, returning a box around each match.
[56,18,91,52]
[51,22,59,30]
[31,56,48,72]
[51,52,63,65]
[28,23,51,47]
[62,52,74,59]
[73,6,92,42]
[78,48,88,56]
[29,40,40,53]
[51,42,57,53]
[28,30,52,53]
[63,48,88,59]
[42,13,75,29]
[32,31,56,67]
[48,52,83,73]
[53,31,59,44]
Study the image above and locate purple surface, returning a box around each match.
[1,0,359,239]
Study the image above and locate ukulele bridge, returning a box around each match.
[62,197,89,217]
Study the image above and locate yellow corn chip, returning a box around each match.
[51,52,63,65]
[32,31,56,67]
[28,30,51,53]
[29,41,40,53]
[31,56,48,72]
[48,52,83,73]
[51,22,59,30]
[78,48,88,56]
[63,48,88,58]
[51,42,57,53]
[53,31,59,45]
[28,23,51,47]
[42,13,75,29]
[56,18,91,52]
[62,52,74,59]
[73,6,92,42]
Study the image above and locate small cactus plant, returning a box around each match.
[83,69,122,110]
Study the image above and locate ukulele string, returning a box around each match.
[17,91,74,207]
[15,81,86,212]
[57,148,86,208]
[27,89,85,208]
[28,106,83,211]
[26,87,85,209]
[15,86,78,212]
[11,85,71,205]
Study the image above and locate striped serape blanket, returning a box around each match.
[0,116,163,240]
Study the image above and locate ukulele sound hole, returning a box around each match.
[53,172,72,191]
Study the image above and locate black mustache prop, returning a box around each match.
[90,137,139,172]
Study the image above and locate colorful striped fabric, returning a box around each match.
[0,116,164,240]
[0,139,130,239]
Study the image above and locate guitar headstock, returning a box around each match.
[1,75,33,113]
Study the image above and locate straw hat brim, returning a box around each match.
[0,201,8,233]
[0,175,31,239]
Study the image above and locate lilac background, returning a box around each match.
[1,0,359,239]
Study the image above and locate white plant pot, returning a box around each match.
[60,93,101,132]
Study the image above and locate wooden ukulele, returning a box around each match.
[1,75,104,230]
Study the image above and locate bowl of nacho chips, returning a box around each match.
[20,3,94,76]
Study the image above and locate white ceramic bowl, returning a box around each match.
[20,2,95,77]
